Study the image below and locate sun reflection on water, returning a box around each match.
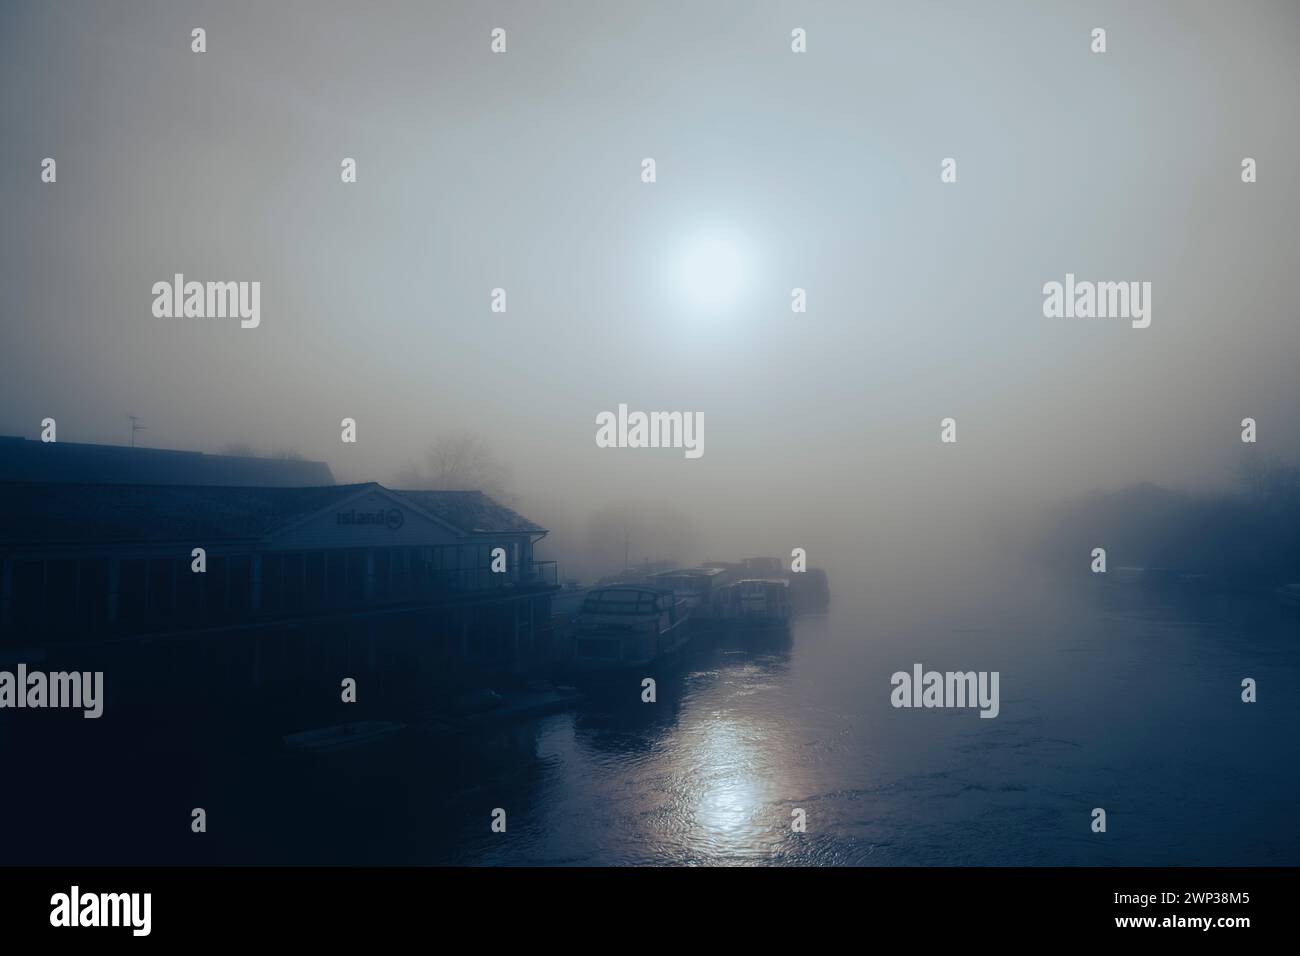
[680,710,782,859]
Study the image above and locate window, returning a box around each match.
[228,556,252,617]
[283,553,304,609]
[148,558,175,618]
[410,548,431,594]
[47,559,78,629]
[262,553,283,612]
[326,552,346,604]
[78,559,108,625]
[175,555,201,619]
[206,557,228,619]
[389,548,408,597]
[12,561,43,629]
[347,550,366,603]
[304,552,325,607]
[119,559,147,625]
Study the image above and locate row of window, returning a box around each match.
[2,544,523,635]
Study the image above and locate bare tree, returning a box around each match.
[394,431,515,503]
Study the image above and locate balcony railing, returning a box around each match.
[374,560,558,599]
[521,560,558,587]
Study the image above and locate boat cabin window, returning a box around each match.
[581,588,665,615]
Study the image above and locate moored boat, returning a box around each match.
[709,557,830,615]
[713,578,792,628]
[740,556,785,577]
[645,566,735,628]
[571,585,689,671]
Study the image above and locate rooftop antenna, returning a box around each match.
[127,414,146,448]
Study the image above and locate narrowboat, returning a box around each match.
[645,566,735,627]
[713,578,792,627]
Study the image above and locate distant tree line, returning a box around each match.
[1036,458,1300,588]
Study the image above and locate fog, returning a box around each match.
[4,0,1299,584]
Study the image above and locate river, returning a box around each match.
[213,561,1298,866]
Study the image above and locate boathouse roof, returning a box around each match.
[0,481,545,546]
[0,435,335,487]
[392,489,545,535]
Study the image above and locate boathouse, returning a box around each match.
[0,481,560,733]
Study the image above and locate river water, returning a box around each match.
[214,560,1298,866]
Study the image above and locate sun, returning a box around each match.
[675,235,747,311]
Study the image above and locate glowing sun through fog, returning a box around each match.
[674,235,747,312]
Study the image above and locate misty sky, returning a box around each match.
[3,0,1298,577]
